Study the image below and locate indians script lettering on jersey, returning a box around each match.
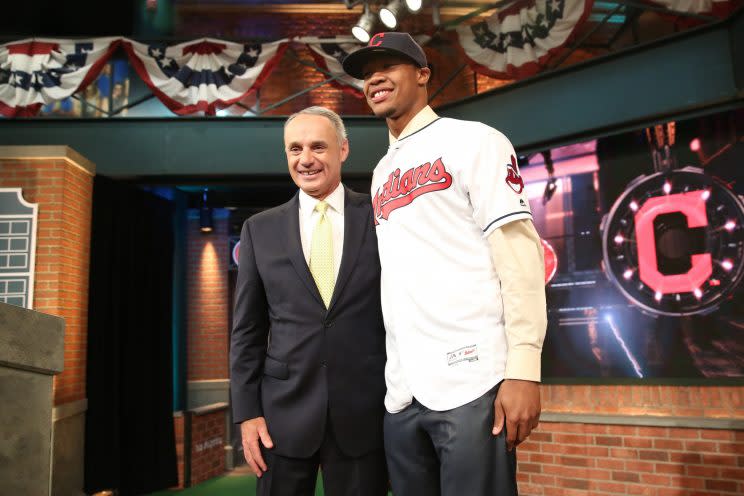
[372,157,452,225]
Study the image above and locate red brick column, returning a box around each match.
[181,211,230,484]
[186,213,229,381]
[0,146,93,403]
[0,145,94,495]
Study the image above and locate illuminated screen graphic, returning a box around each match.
[602,168,744,316]
[526,108,744,380]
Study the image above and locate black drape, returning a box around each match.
[85,176,178,495]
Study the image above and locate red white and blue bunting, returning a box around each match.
[121,38,288,115]
[0,37,119,117]
[304,38,364,98]
[0,1,740,118]
[456,0,741,79]
[455,0,595,79]
[0,36,365,117]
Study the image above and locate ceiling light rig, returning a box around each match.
[405,0,424,12]
[380,0,407,29]
[352,4,378,43]
[346,0,432,42]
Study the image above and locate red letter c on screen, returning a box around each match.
[634,191,712,294]
[369,33,385,46]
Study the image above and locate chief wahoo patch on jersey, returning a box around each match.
[505,155,524,194]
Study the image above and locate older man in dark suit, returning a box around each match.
[230,106,387,496]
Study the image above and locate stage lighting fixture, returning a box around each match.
[380,0,406,29]
[200,188,213,233]
[405,0,423,12]
[353,5,377,43]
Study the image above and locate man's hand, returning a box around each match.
[492,379,541,451]
[241,417,274,477]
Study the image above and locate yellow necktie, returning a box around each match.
[310,201,334,308]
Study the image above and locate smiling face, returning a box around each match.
[362,54,430,135]
[284,113,349,200]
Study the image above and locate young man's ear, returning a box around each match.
[418,66,432,86]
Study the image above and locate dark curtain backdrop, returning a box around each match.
[85,176,178,495]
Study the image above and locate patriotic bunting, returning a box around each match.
[1,5,739,118]
[455,0,595,79]
[0,38,119,117]
[305,38,364,98]
[121,38,288,115]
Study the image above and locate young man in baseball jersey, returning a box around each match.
[343,33,547,495]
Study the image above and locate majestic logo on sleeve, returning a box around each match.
[505,155,524,194]
[372,157,453,225]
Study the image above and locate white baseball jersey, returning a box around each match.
[371,116,532,413]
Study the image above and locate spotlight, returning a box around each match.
[200,188,213,233]
[380,0,406,29]
[353,4,377,43]
[405,0,423,12]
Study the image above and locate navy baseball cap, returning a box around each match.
[342,32,427,79]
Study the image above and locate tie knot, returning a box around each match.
[315,201,329,215]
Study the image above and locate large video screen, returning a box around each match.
[528,107,744,381]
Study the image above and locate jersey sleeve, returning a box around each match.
[463,129,532,237]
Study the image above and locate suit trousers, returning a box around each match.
[256,415,388,496]
[383,382,517,496]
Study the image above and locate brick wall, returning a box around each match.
[0,147,94,406]
[519,423,743,496]
[186,212,229,381]
[516,385,744,495]
[190,408,227,486]
[172,408,227,489]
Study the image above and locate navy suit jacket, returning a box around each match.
[230,186,386,458]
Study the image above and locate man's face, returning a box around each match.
[362,55,430,119]
[284,114,348,199]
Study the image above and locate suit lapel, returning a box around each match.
[284,193,324,307]
[328,187,367,312]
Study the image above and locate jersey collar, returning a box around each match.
[389,105,439,145]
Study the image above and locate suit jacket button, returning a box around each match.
[325,321,334,328]
[321,361,327,367]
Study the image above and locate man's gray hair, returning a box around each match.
[285,106,348,145]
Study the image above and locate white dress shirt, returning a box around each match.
[298,182,345,280]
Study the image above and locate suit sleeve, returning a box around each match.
[230,219,270,423]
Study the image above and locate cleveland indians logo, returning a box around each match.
[372,157,453,225]
[505,155,524,194]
